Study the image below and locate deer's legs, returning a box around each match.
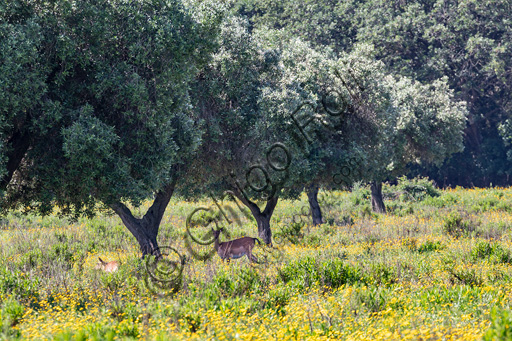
[247,249,258,263]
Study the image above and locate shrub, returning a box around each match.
[442,212,478,238]
[0,267,40,302]
[1,298,24,328]
[447,267,483,286]
[266,285,291,313]
[396,176,441,201]
[50,242,76,267]
[322,259,361,288]
[274,221,305,245]
[278,257,362,290]
[365,263,397,286]
[417,240,444,253]
[402,237,418,251]
[350,183,371,206]
[471,241,512,264]
[352,286,389,313]
[17,248,44,270]
[423,193,458,208]
[213,268,260,298]
[100,270,125,293]
[182,313,201,333]
[117,319,140,338]
[483,307,512,341]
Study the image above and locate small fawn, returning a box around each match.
[95,257,119,273]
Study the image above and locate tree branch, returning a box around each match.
[142,177,178,235]
[110,201,141,236]
[262,195,279,217]
[230,185,262,217]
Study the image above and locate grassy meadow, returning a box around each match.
[2,182,512,340]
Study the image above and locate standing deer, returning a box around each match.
[212,228,261,263]
[95,257,119,273]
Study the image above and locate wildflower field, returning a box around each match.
[2,183,512,340]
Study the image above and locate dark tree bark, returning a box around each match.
[370,181,386,213]
[231,188,278,245]
[110,180,177,257]
[306,184,323,225]
[0,130,31,191]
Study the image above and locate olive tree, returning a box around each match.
[0,0,222,256]
[184,17,352,242]
[328,45,468,213]
[285,44,468,217]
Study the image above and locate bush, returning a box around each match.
[396,176,441,201]
[274,221,305,245]
[350,183,371,206]
[278,257,362,290]
[483,307,512,340]
[471,241,512,264]
[365,263,397,286]
[1,298,24,328]
[447,267,483,286]
[212,268,260,298]
[0,267,40,303]
[266,285,291,313]
[322,259,361,288]
[423,193,458,208]
[417,240,444,253]
[442,212,478,238]
[352,286,389,313]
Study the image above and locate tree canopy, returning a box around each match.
[0,0,223,254]
[236,0,512,188]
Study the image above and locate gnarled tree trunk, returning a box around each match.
[232,189,278,245]
[306,184,323,225]
[254,211,272,244]
[110,181,177,257]
[370,181,386,213]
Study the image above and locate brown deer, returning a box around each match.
[95,257,119,273]
[212,228,261,263]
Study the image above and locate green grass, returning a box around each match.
[1,184,512,339]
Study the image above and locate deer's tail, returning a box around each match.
[254,238,262,245]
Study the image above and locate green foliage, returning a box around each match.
[265,285,291,312]
[0,267,39,302]
[353,286,389,313]
[0,297,24,338]
[213,267,261,298]
[448,267,484,287]
[0,0,223,217]
[278,256,362,290]
[417,240,445,253]
[365,263,397,286]
[1,189,512,338]
[54,322,116,341]
[484,307,512,341]
[356,0,512,186]
[423,193,459,208]
[274,221,305,245]
[396,176,441,201]
[471,241,512,264]
[442,211,478,238]
[1,298,24,326]
[237,0,511,187]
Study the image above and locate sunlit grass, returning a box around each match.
[1,186,512,339]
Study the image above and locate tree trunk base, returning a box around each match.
[306,184,323,225]
[370,181,386,213]
[255,214,272,245]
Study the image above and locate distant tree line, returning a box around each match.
[235,0,512,188]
